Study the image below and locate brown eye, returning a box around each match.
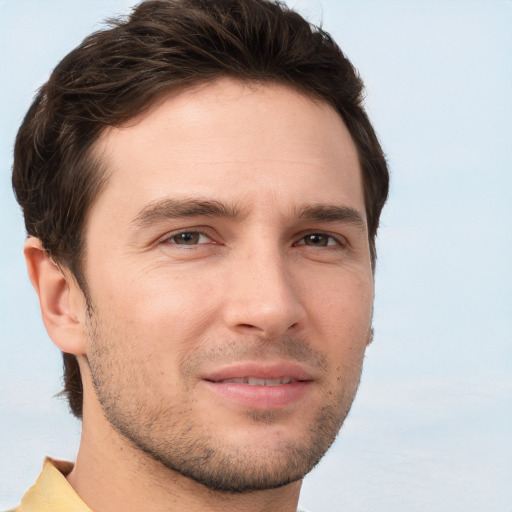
[169,232,207,245]
[300,233,335,247]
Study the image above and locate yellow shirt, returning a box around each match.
[10,458,92,512]
[10,459,310,512]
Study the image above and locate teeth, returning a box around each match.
[219,377,294,386]
[248,377,266,386]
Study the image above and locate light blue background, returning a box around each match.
[1,1,511,510]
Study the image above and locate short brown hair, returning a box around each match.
[12,0,389,418]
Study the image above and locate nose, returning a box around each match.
[222,246,307,338]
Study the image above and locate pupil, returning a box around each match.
[307,234,326,246]
[177,232,199,244]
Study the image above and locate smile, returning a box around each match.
[212,377,297,386]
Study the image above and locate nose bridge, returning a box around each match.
[223,238,305,337]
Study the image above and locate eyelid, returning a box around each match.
[294,231,347,248]
[158,227,217,246]
[154,227,347,248]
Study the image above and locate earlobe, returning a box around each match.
[24,237,86,356]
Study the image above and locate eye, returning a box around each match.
[296,233,341,247]
[165,231,212,246]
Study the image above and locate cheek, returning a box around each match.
[87,265,221,355]
[306,269,374,329]
[302,271,373,372]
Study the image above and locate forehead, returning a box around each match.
[91,78,364,223]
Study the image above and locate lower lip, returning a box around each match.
[201,380,311,409]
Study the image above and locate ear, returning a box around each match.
[24,237,87,356]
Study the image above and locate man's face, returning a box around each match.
[80,79,374,491]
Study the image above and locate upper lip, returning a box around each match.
[201,361,315,382]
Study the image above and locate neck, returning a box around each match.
[67,393,302,512]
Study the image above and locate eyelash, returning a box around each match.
[160,229,345,249]
[294,233,345,248]
[162,229,215,247]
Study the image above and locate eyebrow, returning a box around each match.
[133,197,366,231]
[133,198,243,227]
[296,204,366,230]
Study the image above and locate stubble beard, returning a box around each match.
[85,310,364,493]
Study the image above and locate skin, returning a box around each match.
[25,78,374,512]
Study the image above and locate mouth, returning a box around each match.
[207,377,298,386]
[200,362,314,410]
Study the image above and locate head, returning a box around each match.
[13,0,388,493]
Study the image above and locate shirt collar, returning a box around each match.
[19,458,92,512]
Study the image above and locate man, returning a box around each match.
[11,0,388,510]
